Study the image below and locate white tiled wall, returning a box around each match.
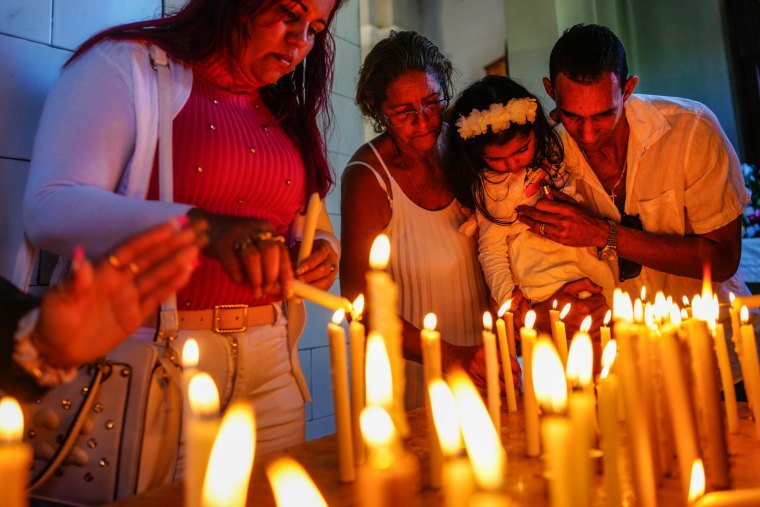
[0,0,363,441]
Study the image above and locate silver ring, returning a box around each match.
[539,222,546,236]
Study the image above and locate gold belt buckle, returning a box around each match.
[214,304,248,333]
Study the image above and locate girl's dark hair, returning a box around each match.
[68,0,347,198]
[442,75,565,225]
[356,31,454,133]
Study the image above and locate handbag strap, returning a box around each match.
[28,363,107,489]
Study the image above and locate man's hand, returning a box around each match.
[516,190,607,248]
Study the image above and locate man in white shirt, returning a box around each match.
[517,23,750,309]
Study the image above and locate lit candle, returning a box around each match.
[708,295,739,434]
[696,489,760,507]
[496,300,518,412]
[566,323,594,507]
[614,298,657,507]
[293,280,352,312]
[739,306,760,439]
[520,310,541,457]
[186,373,221,507]
[182,338,200,403]
[357,407,420,507]
[549,300,560,345]
[640,285,647,303]
[554,303,571,367]
[365,332,393,409]
[297,192,322,264]
[429,379,475,507]
[532,339,572,507]
[688,289,729,488]
[349,295,367,465]
[449,370,507,492]
[328,308,356,483]
[660,308,700,502]
[266,457,327,507]
[0,397,32,507]
[482,312,501,432]
[421,312,443,489]
[600,310,612,354]
[729,293,742,356]
[201,401,255,507]
[639,299,665,482]
[366,234,407,436]
[598,342,623,507]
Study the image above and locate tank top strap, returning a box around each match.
[345,141,397,208]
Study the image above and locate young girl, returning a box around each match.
[443,75,614,309]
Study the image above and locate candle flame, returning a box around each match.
[613,290,633,322]
[352,294,365,318]
[654,292,668,321]
[567,332,593,388]
[729,291,736,304]
[681,308,689,321]
[202,401,255,507]
[532,339,567,413]
[671,304,683,326]
[0,397,23,442]
[741,305,750,325]
[365,332,393,408]
[331,308,346,325]
[559,303,571,320]
[603,310,611,326]
[188,372,220,417]
[633,299,644,323]
[369,234,390,270]
[428,379,463,457]
[692,295,704,321]
[600,340,617,379]
[579,315,592,333]
[360,406,396,469]
[424,312,438,331]
[644,303,655,329]
[525,310,536,330]
[182,339,199,369]
[707,294,720,332]
[449,370,506,491]
[640,285,647,302]
[552,300,558,310]
[688,458,706,503]
[266,457,327,507]
[498,299,512,318]
[683,295,691,307]
[482,312,493,331]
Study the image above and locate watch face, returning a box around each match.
[599,246,617,261]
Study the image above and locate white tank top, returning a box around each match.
[347,142,488,406]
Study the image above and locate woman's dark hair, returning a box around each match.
[68,0,347,198]
[549,23,628,86]
[356,31,454,133]
[442,75,565,225]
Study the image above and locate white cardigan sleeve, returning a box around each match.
[23,41,191,259]
[477,209,516,307]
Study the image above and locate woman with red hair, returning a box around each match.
[23,0,346,457]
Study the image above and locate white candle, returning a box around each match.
[365,332,393,410]
[708,295,738,434]
[266,457,327,507]
[696,489,760,507]
[598,342,623,507]
[449,371,507,492]
[496,300,518,413]
[521,311,541,457]
[549,300,560,345]
[429,379,475,507]
[688,293,729,489]
[349,295,367,465]
[297,192,322,264]
[357,407,419,507]
[366,234,407,436]
[201,401,255,507]
[185,373,221,507]
[182,338,200,404]
[421,312,443,489]
[600,310,612,354]
[566,326,594,507]
[740,306,760,439]
[482,312,501,432]
[554,303,571,367]
[328,309,356,483]
[293,280,352,311]
[0,397,32,507]
[532,339,572,507]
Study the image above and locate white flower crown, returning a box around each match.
[456,97,538,140]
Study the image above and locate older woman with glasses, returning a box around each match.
[340,31,521,405]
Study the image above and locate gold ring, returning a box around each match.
[129,262,140,275]
[329,263,336,272]
[254,232,286,244]
[539,222,546,236]
[234,238,254,251]
[107,255,123,268]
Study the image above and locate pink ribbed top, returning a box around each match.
[147,51,306,309]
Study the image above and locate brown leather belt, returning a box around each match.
[145,304,278,333]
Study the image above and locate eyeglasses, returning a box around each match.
[382,98,449,126]
[618,213,643,282]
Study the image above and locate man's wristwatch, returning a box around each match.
[597,219,618,261]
